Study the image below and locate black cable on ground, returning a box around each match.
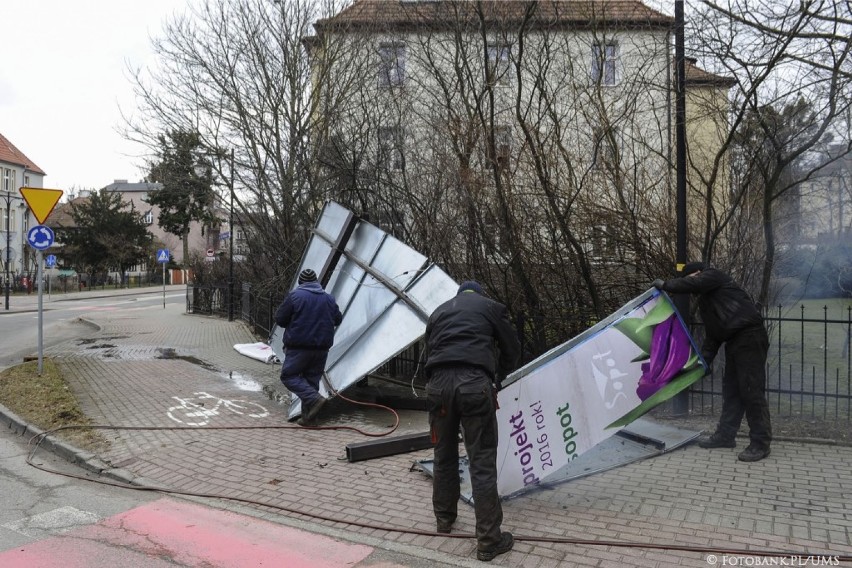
[22,402,851,564]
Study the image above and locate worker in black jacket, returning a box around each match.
[424,280,520,562]
[653,262,771,462]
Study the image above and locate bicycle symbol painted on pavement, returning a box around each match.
[167,392,269,426]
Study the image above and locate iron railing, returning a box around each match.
[689,305,852,421]
[190,281,852,421]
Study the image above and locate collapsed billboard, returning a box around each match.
[270,201,458,420]
[494,289,706,497]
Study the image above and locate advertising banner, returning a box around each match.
[495,289,706,497]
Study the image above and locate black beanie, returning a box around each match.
[458,280,484,295]
[298,268,318,284]
[682,262,706,276]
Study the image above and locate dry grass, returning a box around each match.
[0,359,108,452]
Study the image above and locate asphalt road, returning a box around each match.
[0,290,185,371]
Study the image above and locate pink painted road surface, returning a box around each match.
[1,498,375,567]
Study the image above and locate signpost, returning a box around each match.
[157,249,169,308]
[20,187,64,376]
[46,254,56,297]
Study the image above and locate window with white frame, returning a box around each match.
[591,41,618,86]
[143,210,154,225]
[486,44,511,85]
[378,43,406,88]
[2,168,15,192]
[378,126,405,170]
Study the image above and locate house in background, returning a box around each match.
[307,0,735,271]
[101,179,218,266]
[0,131,45,292]
[53,180,235,284]
[104,180,241,268]
[796,145,852,245]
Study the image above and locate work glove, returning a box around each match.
[652,279,665,290]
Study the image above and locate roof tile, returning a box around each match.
[317,0,673,31]
[0,131,46,175]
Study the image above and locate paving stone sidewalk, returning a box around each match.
[36,299,852,566]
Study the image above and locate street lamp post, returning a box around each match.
[3,185,11,311]
[227,148,235,322]
[671,0,690,416]
[4,165,25,310]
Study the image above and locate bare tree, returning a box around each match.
[687,0,852,304]
[123,0,352,293]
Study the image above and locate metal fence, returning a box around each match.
[186,284,230,317]
[192,282,852,421]
[689,305,852,421]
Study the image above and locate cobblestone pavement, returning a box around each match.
[21,292,852,566]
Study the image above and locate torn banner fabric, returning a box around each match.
[495,289,706,498]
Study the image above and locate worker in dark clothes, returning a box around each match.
[424,280,520,561]
[653,262,771,462]
[275,268,343,426]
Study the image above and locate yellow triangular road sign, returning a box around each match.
[20,187,64,225]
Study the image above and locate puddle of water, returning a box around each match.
[223,371,263,392]
[78,335,130,345]
[155,348,218,372]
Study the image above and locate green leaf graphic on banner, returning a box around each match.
[614,295,675,354]
[605,366,706,429]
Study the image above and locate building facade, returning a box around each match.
[307,0,731,271]
[0,131,45,292]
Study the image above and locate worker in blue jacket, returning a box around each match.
[275,268,343,425]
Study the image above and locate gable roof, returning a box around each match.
[315,0,673,33]
[50,196,90,229]
[102,180,162,193]
[0,131,46,175]
[684,58,736,88]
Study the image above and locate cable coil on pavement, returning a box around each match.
[23,393,852,564]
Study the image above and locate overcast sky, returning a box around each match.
[1,0,188,192]
[2,0,676,193]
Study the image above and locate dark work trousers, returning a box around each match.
[427,366,502,552]
[280,348,328,409]
[716,326,772,449]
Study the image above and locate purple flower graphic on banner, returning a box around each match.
[635,314,691,400]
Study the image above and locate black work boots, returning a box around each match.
[738,444,771,462]
[477,532,514,562]
[697,432,736,449]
